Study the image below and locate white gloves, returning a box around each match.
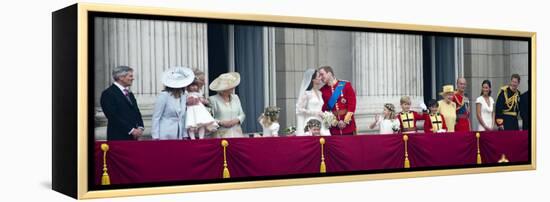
[419,102,427,111]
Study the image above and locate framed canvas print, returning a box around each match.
[52,3,536,199]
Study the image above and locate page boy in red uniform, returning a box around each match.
[423,99,448,133]
[397,96,427,134]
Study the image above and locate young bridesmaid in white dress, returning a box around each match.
[185,80,218,139]
[304,118,323,136]
[369,103,400,134]
[258,106,280,137]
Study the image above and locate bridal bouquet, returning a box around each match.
[283,126,296,135]
[321,111,338,127]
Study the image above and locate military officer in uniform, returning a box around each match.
[495,74,521,130]
[453,78,471,132]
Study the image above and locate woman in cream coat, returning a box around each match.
[208,72,246,138]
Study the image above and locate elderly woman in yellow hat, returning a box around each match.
[208,72,246,138]
[438,85,457,132]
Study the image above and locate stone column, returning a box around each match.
[352,32,424,133]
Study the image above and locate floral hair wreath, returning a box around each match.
[264,106,280,118]
[306,119,322,128]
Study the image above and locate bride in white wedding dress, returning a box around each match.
[296,68,331,136]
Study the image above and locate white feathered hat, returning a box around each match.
[162,66,195,88]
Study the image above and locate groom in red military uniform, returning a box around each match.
[318,66,357,135]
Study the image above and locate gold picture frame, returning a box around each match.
[52,3,536,199]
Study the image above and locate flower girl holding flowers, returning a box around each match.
[369,103,400,134]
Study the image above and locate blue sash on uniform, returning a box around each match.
[457,104,468,115]
[328,81,346,110]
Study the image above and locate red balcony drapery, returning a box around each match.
[95,130,529,185]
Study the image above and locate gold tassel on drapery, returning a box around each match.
[101,143,111,185]
[221,140,230,178]
[403,135,410,168]
[319,137,326,173]
[476,132,482,164]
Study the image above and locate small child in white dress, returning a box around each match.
[258,106,280,137]
[305,118,322,136]
[369,103,400,134]
[185,81,218,139]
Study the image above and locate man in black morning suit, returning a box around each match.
[100,66,144,140]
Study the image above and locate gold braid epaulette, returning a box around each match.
[499,86,519,112]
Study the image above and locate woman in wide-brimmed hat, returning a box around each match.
[208,72,246,138]
[151,66,195,140]
[437,85,457,132]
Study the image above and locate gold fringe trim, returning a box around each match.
[498,154,509,163]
